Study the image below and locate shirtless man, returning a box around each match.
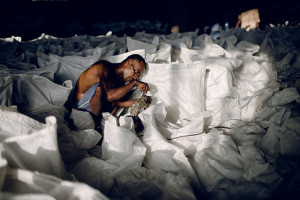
[73,54,150,119]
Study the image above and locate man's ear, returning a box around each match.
[127,59,132,65]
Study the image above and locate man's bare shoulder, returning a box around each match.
[89,60,113,75]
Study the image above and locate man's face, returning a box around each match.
[123,59,145,82]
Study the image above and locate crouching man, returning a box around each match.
[72,54,150,128]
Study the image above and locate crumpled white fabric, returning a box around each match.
[69,157,116,194]
[259,106,291,155]
[267,87,300,106]
[139,104,199,185]
[2,168,109,200]
[0,157,7,190]
[0,76,13,106]
[0,192,56,200]
[101,113,146,177]
[112,167,197,200]
[126,36,158,54]
[0,109,44,141]
[1,112,66,178]
[145,42,172,63]
[59,124,101,150]
[12,74,72,109]
[191,128,244,191]
[0,65,55,81]
[48,48,101,86]
[238,143,282,188]
[279,117,300,155]
[69,108,95,130]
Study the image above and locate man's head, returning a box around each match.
[121,54,146,82]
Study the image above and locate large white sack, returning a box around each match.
[0,66,55,81]
[69,157,116,194]
[234,57,276,97]
[0,76,13,106]
[179,43,228,62]
[2,168,109,200]
[69,108,95,130]
[203,63,233,126]
[145,42,171,63]
[238,143,282,188]
[0,192,55,200]
[101,49,145,63]
[218,34,238,47]
[179,42,242,70]
[259,106,291,155]
[48,47,101,86]
[112,166,197,200]
[235,41,260,56]
[12,74,72,109]
[102,113,146,177]
[181,29,199,41]
[134,31,158,43]
[162,172,197,200]
[160,35,192,62]
[210,180,273,200]
[59,124,101,150]
[266,87,300,106]
[2,115,66,178]
[279,117,300,155]
[126,36,158,54]
[193,34,230,57]
[240,87,275,121]
[0,109,44,141]
[19,104,70,129]
[147,48,234,124]
[139,104,199,185]
[161,34,192,50]
[0,157,7,190]
[137,62,206,123]
[98,43,115,57]
[191,128,243,191]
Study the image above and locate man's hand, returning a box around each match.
[136,80,150,94]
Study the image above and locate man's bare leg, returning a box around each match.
[90,86,103,116]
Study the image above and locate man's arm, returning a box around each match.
[102,79,149,102]
[102,80,137,102]
[112,99,138,108]
[110,99,138,115]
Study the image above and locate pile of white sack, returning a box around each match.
[0,24,300,200]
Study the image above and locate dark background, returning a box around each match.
[1,0,300,40]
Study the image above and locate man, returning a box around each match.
[73,54,150,121]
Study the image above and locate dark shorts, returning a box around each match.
[73,82,100,112]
